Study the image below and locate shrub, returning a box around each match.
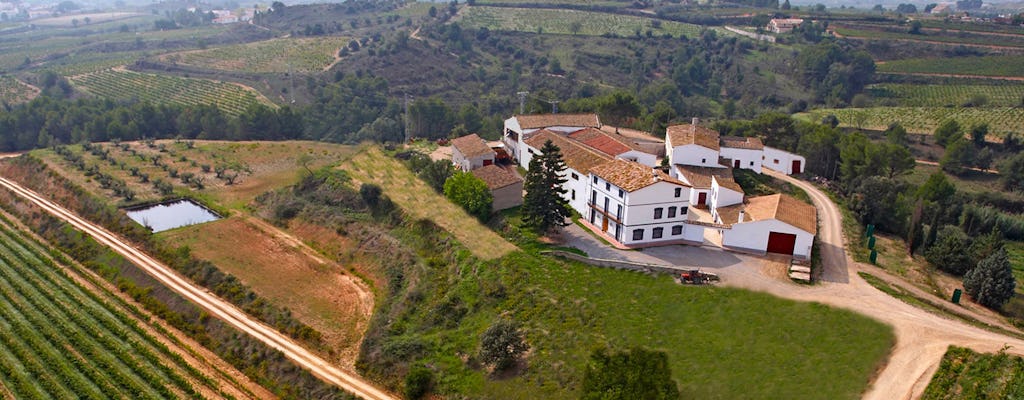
[404,366,433,400]
[963,248,1016,309]
[581,347,679,400]
[479,320,528,372]
[925,225,974,275]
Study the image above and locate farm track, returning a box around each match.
[764,169,1024,400]
[0,175,397,400]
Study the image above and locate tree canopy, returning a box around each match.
[963,248,1016,309]
[443,171,493,221]
[581,347,679,400]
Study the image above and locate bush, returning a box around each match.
[963,248,1016,309]
[479,320,528,372]
[581,347,679,400]
[404,366,433,400]
[925,225,974,275]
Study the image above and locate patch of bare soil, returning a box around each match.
[163,216,373,368]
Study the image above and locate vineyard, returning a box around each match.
[801,106,1024,137]
[832,25,1024,48]
[44,52,148,78]
[70,69,276,116]
[159,37,349,73]
[458,6,706,38]
[868,83,1024,107]
[0,214,224,399]
[0,75,39,105]
[877,56,1024,78]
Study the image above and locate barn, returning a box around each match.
[718,194,817,260]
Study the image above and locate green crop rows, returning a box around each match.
[868,83,1024,107]
[0,215,216,399]
[802,107,1024,137]
[70,69,276,116]
[459,6,704,38]
[162,37,349,73]
[878,56,1024,78]
[0,75,38,105]
[833,25,1024,48]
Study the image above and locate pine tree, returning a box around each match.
[522,140,571,233]
[963,248,1016,309]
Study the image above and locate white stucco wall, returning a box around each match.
[722,219,814,259]
[616,150,657,167]
[669,144,722,168]
[710,178,744,209]
[563,169,591,217]
[452,147,493,172]
[763,146,806,175]
[719,147,763,173]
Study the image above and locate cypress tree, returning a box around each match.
[522,140,571,233]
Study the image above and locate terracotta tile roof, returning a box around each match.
[714,175,745,194]
[568,128,636,157]
[675,165,733,189]
[450,134,494,159]
[470,165,522,190]
[743,194,817,235]
[666,123,720,151]
[590,159,688,192]
[721,136,764,150]
[523,130,611,174]
[716,203,744,225]
[514,113,601,130]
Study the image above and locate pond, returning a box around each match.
[126,199,221,233]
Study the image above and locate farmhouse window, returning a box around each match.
[618,189,624,198]
[774,159,779,164]
[572,190,576,200]
[680,206,688,215]
[632,229,644,241]
[672,225,683,235]
[604,197,609,212]
[606,182,611,191]
[571,172,579,180]
[749,161,754,166]
[674,188,681,198]
[654,208,663,219]
[652,228,663,239]
[593,176,598,184]
[617,205,622,219]
[591,190,597,204]
[702,158,706,163]
[668,207,677,218]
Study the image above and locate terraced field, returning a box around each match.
[459,6,705,38]
[877,56,1024,78]
[159,37,349,73]
[801,107,1024,137]
[70,68,276,116]
[0,75,39,104]
[868,83,1024,107]
[0,214,223,399]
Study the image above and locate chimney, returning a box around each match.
[738,210,745,223]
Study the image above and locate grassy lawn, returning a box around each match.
[338,146,517,260]
[922,346,1024,399]
[471,252,895,399]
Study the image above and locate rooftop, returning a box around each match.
[568,127,645,157]
[470,165,522,190]
[674,165,734,189]
[590,159,688,192]
[514,113,601,130]
[450,134,494,159]
[743,194,817,234]
[721,136,764,151]
[666,123,720,151]
[523,130,612,174]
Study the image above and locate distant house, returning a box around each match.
[470,165,524,211]
[717,194,817,259]
[503,113,601,164]
[767,18,804,33]
[930,3,952,14]
[665,121,723,169]
[451,133,496,172]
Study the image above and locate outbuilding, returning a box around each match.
[718,194,817,260]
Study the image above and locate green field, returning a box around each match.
[0,75,38,104]
[922,346,1024,399]
[160,37,349,73]
[0,214,218,399]
[459,6,705,38]
[801,107,1024,137]
[868,83,1024,107]
[877,56,1024,78]
[70,69,276,116]
[833,25,1024,48]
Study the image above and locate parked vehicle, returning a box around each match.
[677,269,719,284]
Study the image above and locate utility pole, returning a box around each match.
[516,91,528,114]
[287,62,295,104]
[404,93,412,142]
[550,100,559,114]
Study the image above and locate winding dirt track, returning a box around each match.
[0,176,396,400]
[763,169,1024,399]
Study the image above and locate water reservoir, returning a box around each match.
[126,199,221,233]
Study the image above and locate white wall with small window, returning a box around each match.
[615,150,657,167]
[719,146,762,173]
[763,146,806,175]
[667,143,722,168]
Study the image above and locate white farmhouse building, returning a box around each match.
[716,194,817,259]
[763,146,806,175]
[587,159,703,247]
[503,114,601,164]
[450,133,495,172]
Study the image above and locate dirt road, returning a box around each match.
[764,169,1024,400]
[0,176,397,400]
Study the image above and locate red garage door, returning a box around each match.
[792,160,802,174]
[766,232,797,255]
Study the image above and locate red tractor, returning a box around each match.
[678,269,720,285]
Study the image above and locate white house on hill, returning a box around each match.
[716,194,817,258]
[587,159,703,247]
[720,136,764,173]
[665,122,723,169]
[503,113,601,164]
[522,129,612,215]
[450,133,495,172]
